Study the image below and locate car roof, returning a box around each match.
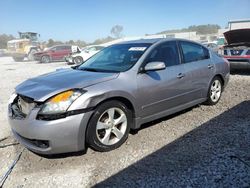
[117,38,195,45]
[118,38,166,44]
[52,44,72,47]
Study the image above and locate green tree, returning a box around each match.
[47,39,55,47]
[92,36,114,45]
[158,24,221,35]
[0,34,15,49]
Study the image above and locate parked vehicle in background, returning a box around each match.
[222,29,250,69]
[217,37,225,47]
[7,32,41,61]
[66,45,105,65]
[34,45,73,63]
[0,49,7,57]
[8,38,230,154]
[203,42,220,53]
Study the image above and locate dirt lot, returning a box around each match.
[0,57,249,187]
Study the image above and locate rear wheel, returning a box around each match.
[73,56,83,65]
[86,100,131,152]
[205,76,222,105]
[41,55,50,63]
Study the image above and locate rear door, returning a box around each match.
[137,41,189,117]
[179,41,215,99]
[48,46,59,60]
[57,46,71,60]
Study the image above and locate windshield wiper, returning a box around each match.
[81,67,101,72]
[79,67,120,73]
[71,65,79,69]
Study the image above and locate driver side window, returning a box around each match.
[146,41,180,67]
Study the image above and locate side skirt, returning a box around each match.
[133,98,207,129]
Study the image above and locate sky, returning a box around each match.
[0,0,249,43]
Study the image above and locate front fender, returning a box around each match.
[69,90,138,116]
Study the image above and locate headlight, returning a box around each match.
[39,89,85,115]
[8,92,17,104]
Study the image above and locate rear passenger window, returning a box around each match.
[65,46,71,50]
[55,46,64,51]
[180,41,209,63]
[147,41,180,67]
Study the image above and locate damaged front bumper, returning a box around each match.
[7,94,93,155]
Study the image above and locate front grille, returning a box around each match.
[11,95,35,119]
[224,50,228,55]
[230,49,243,56]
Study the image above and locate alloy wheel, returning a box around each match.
[96,107,127,145]
[41,56,50,63]
[210,80,221,102]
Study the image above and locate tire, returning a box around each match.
[86,100,132,152]
[41,55,50,63]
[205,76,223,105]
[28,49,37,61]
[73,56,83,65]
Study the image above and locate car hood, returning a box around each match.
[224,29,250,46]
[15,68,119,102]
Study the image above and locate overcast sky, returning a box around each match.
[0,0,249,42]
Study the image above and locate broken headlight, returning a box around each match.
[39,89,85,115]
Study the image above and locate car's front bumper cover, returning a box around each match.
[8,105,93,155]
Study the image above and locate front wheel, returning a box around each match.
[86,100,131,152]
[205,76,222,105]
[73,56,83,65]
[40,55,50,63]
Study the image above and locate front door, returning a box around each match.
[136,41,189,118]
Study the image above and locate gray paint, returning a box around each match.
[8,38,230,154]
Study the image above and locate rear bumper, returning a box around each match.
[8,106,94,154]
[228,60,250,69]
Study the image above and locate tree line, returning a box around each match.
[0,24,221,49]
[157,24,221,35]
[0,25,123,49]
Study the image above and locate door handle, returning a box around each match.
[208,64,214,69]
[177,73,185,79]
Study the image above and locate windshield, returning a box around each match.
[78,43,151,72]
[19,33,38,41]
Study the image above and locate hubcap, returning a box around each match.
[96,107,127,145]
[75,57,82,64]
[210,80,221,102]
[42,56,49,63]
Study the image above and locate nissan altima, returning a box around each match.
[8,38,230,154]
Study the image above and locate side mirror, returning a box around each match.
[143,61,166,72]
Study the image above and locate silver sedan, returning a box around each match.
[8,38,230,154]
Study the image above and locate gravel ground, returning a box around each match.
[0,57,249,187]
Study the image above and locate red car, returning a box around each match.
[34,45,72,63]
[223,29,250,69]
